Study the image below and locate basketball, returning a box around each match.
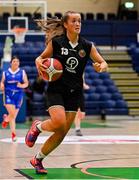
[39,58,63,81]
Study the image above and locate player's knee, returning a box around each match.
[52,116,66,130]
[9,113,15,120]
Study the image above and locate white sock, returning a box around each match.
[75,127,80,131]
[37,123,43,132]
[36,151,46,160]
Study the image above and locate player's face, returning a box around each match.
[64,13,81,35]
[11,58,20,70]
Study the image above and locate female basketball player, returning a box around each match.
[25,11,108,174]
[0,56,29,142]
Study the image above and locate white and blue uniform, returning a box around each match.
[3,68,25,109]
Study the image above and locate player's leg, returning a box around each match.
[74,108,85,136]
[28,106,68,174]
[25,90,78,174]
[25,105,67,147]
[2,104,16,126]
[25,91,66,147]
[1,91,12,128]
[30,110,76,174]
[41,109,75,154]
[3,92,23,141]
[9,108,19,141]
[75,93,85,136]
[11,92,23,141]
[4,104,19,141]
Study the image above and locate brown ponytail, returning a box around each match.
[35,18,64,44]
[35,11,80,44]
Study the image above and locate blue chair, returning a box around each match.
[25,41,34,47]
[85,101,100,108]
[96,85,107,93]
[33,13,42,19]
[20,47,29,54]
[112,93,123,100]
[128,43,137,55]
[33,93,44,102]
[54,12,62,19]
[29,79,35,86]
[92,79,103,86]
[85,78,93,86]
[116,100,128,108]
[28,47,40,54]
[99,72,110,79]
[85,65,93,73]
[47,12,52,18]
[99,93,112,101]
[103,79,114,86]
[35,41,45,47]
[0,47,3,55]
[107,13,116,20]
[85,109,100,115]
[12,47,18,54]
[107,85,118,93]
[88,93,100,101]
[24,12,32,19]
[105,108,128,115]
[31,102,46,116]
[32,66,38,74]
[84,94,90,101]
[84,73,89,79]
[96,13,105,20]
[101,100,116,108]
[86,13,94,20]
[84,86,96,93]
[89,72,99,79]
[23,66,32,73]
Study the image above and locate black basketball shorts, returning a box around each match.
[46,88,84,112]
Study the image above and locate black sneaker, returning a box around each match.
[76,129,83,136]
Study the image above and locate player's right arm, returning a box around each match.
[0,72,5,91]
[35,40,53,71]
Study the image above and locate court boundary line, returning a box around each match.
[15,169,33,179]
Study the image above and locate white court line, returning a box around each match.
[0,135,139,144]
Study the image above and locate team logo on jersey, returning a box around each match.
[65,57,78,73]
[79,49,86,58]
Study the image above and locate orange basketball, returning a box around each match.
[39,58,63,81]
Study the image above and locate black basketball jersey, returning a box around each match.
[48,34,92,91]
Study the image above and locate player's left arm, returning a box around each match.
[90,45,108,72]
[0,72,5,91]
[35,41,53,70]
[17,70,29,88]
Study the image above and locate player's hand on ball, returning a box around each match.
[35,57,48,75]
[35,58,63,81]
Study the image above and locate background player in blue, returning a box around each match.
[25,11,108,174]
[0,56,29,142]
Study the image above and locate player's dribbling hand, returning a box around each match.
[93,62,108,72]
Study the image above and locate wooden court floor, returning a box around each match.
[0,118,139,179]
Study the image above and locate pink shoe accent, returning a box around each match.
[30,156,47,174]
[25,120,41,147]
[1,114,8,128]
